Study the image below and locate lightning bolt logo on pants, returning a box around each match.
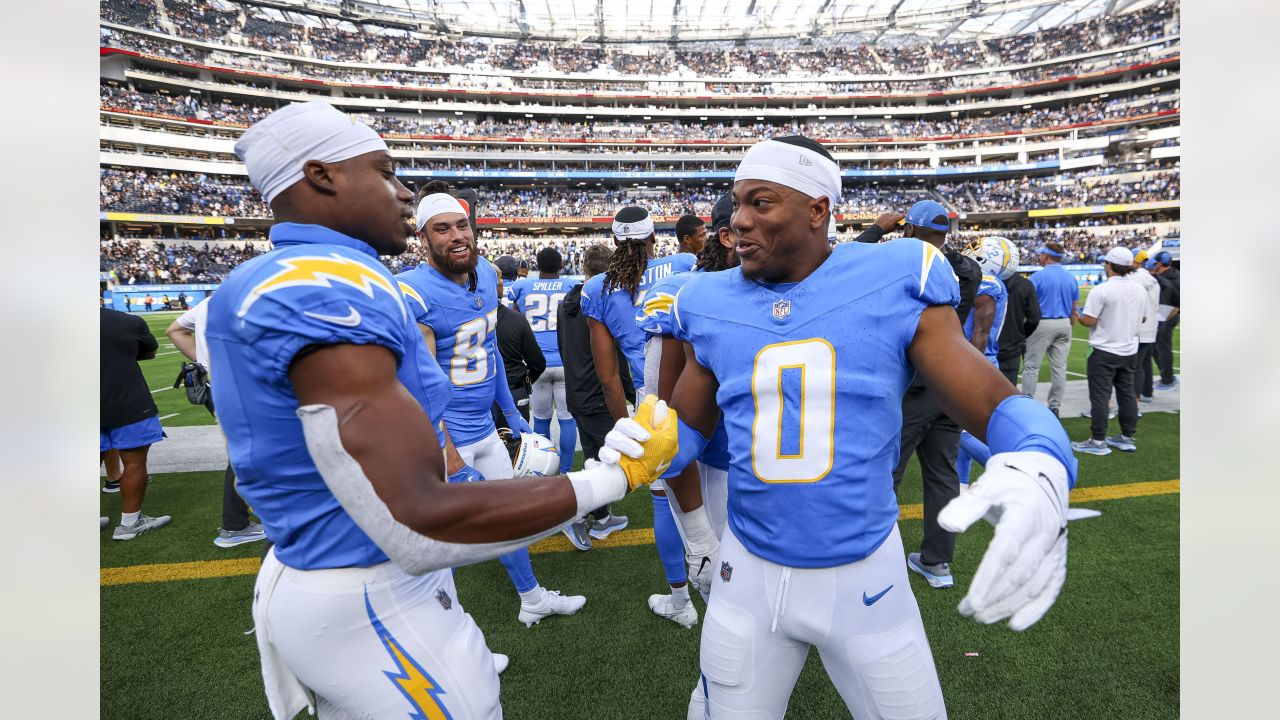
[365,589,452,720]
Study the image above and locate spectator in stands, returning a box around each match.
[101,307,171,540]
[997,267,1041,386]
[1072,247,1147,456]
[165,297,267,548]
[1129,249,1161,402]
[556,243,628,541]
[1022,242,1079,416]
[1149,250,1179,389]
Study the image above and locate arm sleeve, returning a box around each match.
[1023,282,1041,336]
[853,225,887,244]
[493,352,519,415]
[135,316,159,355]
[521,319,546,383]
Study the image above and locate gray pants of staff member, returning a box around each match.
[1021,317,1073,412]
[1087,348,1139,441]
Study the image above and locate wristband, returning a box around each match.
[986,395,1078,488]
[662,418,711,479]
[567,463,628,519]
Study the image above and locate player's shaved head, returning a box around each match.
[730,179,831,283]
[270,150,415,256]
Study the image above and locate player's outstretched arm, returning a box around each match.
[587,318,630,421]
[908,305,1076,631]
[290,343,677,574]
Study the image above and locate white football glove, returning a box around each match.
[687,549,717,602]
[938,451,1070,632]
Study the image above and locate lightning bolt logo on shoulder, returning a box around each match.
[365,589,453,720]
[238,253,405,320]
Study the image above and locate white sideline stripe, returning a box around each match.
[150,387,172,394]
[157,350,181,356]
[158,413,179,420]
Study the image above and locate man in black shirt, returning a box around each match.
[100,308,171,540]
[491,277,546,428]
[1150,251,1180,389]
[557,243,630,545]
[889,201,982,591]
[997,269,1042,386]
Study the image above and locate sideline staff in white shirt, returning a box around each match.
[1072,247,1148,456]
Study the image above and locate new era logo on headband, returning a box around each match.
[799,156,813,166]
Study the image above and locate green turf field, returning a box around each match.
[101,421,1179,719]
[107,302,1179,718]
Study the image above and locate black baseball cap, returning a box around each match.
[711,191,734,233]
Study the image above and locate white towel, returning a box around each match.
[253,548,315,720]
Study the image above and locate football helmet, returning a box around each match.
[509,431,560,477]
[963,236,1019,280]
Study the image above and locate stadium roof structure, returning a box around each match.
[293,0,1168,44]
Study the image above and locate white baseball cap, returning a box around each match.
[1104,247,1134,267]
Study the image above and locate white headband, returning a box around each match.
[612,214,655,242]
[827,216,839,242]
[415,193,468,231]
[734,139,841,209]
[234,100,388,205]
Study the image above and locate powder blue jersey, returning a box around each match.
[962,274,1008,365]
[636,270,730,471]
[206,223,452,571]
[672,239,960,568]
[506,276,573,368]
[581,252,695,390]
[396,258,503,446]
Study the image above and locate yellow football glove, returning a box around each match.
[600,395,679,491]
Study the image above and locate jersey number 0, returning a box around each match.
[750,338,836,483]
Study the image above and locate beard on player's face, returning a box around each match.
[423,226,477,276]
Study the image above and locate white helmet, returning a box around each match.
[963,236,1019,280]
[512,432,560,477]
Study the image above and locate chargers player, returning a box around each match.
[613,136,1077,717]
[397,185,587,627]
[207,102,678,720]
[583,205,698,626]
[957,237,1016,486]
[506,247,578,477]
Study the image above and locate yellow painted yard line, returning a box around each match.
[101,479,1179,587]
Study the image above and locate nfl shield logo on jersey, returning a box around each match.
[720,561,733,583]
[435,589,452,610]
[772,299,791,320]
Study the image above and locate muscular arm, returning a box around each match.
[1078,314,1098,328]
[658,336,704,512]
[289,343,579,543]
[669,341,720,439]
[589,318,630,420]
[969,294,995,352]
[165,320,197,362]
[908,305,1017,442]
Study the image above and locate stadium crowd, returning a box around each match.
[101,81,1178,143]
[100,168,269,216]
[940,171,1180,212]
[102,0,1176,79]
[101,238,263,284]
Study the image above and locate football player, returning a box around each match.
[615,136,1077,718]
[582,205,698,626]
[636,192,739,719]
[396,184,587,628]
[957,237,1015,486]
[506,247,578,476]
[206,101,677,720]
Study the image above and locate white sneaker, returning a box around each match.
[492,653,509,675]
[648,593,698,628]
[112,514,172,541]
[518,589,586,627]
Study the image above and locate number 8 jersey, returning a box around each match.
[671,239,960,568]
[396,259,502,446]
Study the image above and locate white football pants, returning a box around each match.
[254,547,501,720]
[530,365,573,421]
[458,430,513,480]
[698,525,945,719]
